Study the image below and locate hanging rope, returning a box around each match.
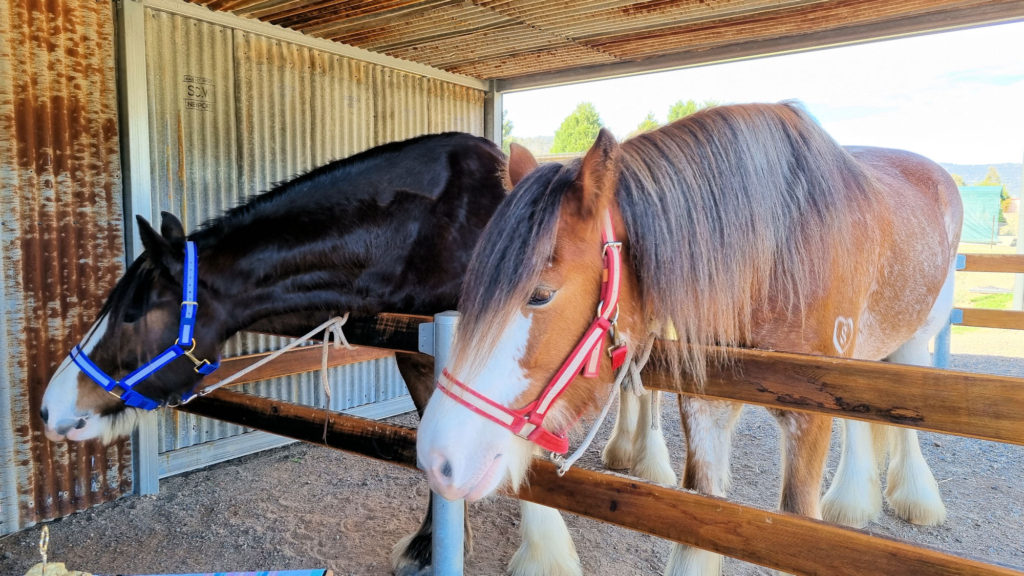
[183,314,354,403]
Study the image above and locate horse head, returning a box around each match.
[41,212,226,443]
[418,131,646,501]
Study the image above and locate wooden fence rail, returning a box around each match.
[179,389,1021,576]
[212,315,1024,446]
[954,253,1024,330]
[958,253,1024,273]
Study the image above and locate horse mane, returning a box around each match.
[618,102,879,382]
[456,102,879,384]
[453,162,571,373]
[191,132,501,247]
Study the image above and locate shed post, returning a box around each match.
[420,311,465,575]
[117,0,160,496]
[484,81,503,148]
[1014,156,1023,311]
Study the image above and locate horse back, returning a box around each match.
[846,146,962,360]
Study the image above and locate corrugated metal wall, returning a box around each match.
[0,0,130,535]
[142,5,485,453]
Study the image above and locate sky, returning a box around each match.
[502,21,1024,165]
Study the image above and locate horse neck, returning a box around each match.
[192,168,476,339]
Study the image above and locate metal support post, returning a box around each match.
[419,311,464,576]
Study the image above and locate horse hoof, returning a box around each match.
[391,531,432,576]
[508,544,582,576]
[601,438,635,470]
[885,479,947,526]
[631,432,677,485]
[631,455,678,485]
[394,565,432,576]
[821,488,882,528]
[665,544,723,576]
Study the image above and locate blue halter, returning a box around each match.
[70,241,220,410]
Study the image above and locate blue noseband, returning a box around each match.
[70,241,220,410]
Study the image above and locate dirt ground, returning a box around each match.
[2,331,1022,576]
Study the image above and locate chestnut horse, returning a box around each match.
[418,103,962,575]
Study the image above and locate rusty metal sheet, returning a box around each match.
[0,0,130,535]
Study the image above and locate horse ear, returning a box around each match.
[159,211,186,247]
[507,143,539,187]
[137,215,170,260]
[570,128,619,218]
[136,215,181,273]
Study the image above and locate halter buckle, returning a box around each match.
[177,337,214,373]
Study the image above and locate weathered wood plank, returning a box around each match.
[179,389,1020,576]
[202,345,394,389]
[643,344,1024,445]
[342,313,431,353]
[517,462,1021,576]
[957,308,1024,330]
[178,389,420,469]
[960,253,1024,273]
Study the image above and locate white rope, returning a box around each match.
[553,332,660,476]
[185,314,354,402]
[554,341,635,476]
[626,335,656,397]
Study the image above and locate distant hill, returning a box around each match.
[940,163,1021,199]
[507,135,554,156]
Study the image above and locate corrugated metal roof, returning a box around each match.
[185,0,1024,87]
[0,0,130,535]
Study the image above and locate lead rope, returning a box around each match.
[183,314,354,403]
[553,334,658,476]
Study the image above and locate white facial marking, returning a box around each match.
[42,315,110,441]
[418,311,538,501]
[833,316,854,355]
[465,311,534,404]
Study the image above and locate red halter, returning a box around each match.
[437,209,628,454]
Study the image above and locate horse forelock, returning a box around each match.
[452,162,575,376]
[617,102,880,385]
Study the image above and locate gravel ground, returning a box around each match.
[2,332,1021,576]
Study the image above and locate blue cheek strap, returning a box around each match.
[69,240,220,410]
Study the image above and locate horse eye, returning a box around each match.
[528,287,556,306]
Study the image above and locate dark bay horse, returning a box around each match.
[41,132,542,574]
[418,103,962,575]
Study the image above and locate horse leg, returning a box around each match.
[881,338,947,525]
[631,391,677,485]
[769,409,831,519]
[821,419,887,527]
[665,396,742,576]
[509,501,581,576]
[391,353,475,575]
[601,388,639,470]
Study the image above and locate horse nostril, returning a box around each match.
[40,407,49,424]
[440,460,453,479]
[74,418,88,430]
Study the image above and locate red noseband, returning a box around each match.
[437,209,627,454]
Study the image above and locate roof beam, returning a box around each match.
[496,1,1024,92]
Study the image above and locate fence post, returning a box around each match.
[421,311,465,575]
[934,321,951,369]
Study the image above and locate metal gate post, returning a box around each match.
[419,311,464,575]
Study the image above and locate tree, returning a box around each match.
[949,173,966,186]
[551,102,603,154]
[667,99,719,123]
[978,166,1003,186]
[628,112,661,138]
[501,109,516,154]
[977,166,1010,223]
